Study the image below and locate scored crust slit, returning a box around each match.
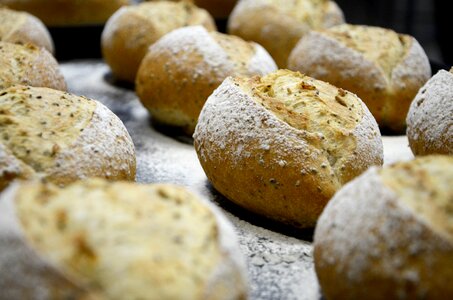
[194,69,383,228]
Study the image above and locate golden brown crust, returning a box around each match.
[0,179,247,300]
[101,1,216,82]
[0,86,136,191]
[314,156,453,300]
[194,70,383,227]
[0,42,65,91]
[228,0,344,68]
[0,0,129,26]
[0,7,54,53]
[136,26,277,134]
[288,24,431,133]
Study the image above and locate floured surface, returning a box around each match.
[60,61,414,300]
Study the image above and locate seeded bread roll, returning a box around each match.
[0,0,129,26]
[407,69,453,155]
[0,85,136,191]
[314,156,453,300]
[0,179,247,300]
[193,69,383,228]
[288,24,431,133]
[0,7,54,54]
[101,1,216,83]
[0,42,66,91]
[136,25,277,134]
[228,0,344,68]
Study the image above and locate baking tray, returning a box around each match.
[60,61,414,300]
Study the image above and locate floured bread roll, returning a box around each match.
[0,85,136,191]
[0,41,66,90]
[288,24,431,133]
[0,0,129,26]
[0,179,248,300]
[314,155,453,300]
[136,25,277,134]
[407,69,453,155]
[101,1,216,82]
[0,7,54,54]
[193,69,383,227]
[228,0,344,67]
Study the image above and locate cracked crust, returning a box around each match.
[0,42,65,91]
[0,85,136,191]
[0,179,247,300]
[288,24,431,133]
[193,70,383,228]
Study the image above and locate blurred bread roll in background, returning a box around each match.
[0,0,129,26]
[0,85,136,191]
[102,1,216,82]
[228,0,344,67]
[407,69,453,155]
[288,24,431,133]
[194,69,383,228]
[0,41,65,90]
[314,155,453,300]
[0,179,247,299]
[136,25,277,134]
[0,7,54,53]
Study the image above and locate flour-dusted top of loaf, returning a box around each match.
[195,70,382,185]
[0,85,136,185]
[407,70,453,154]
[0,179,247,299]
[315,156,453,282]
[0,42,65,90]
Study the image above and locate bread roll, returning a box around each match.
[101,1,216,83]
[314,155,453,300]
[0,179,248,300]
[228,0,344,68]
[0,42,66,91]
[193,69,383,228]
[0,0,129,26]
[407,69,453,155]
[288,24,431,133]
[0,7,54,54]
[0,85,136,191]
[136,25,277,134]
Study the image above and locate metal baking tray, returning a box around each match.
[61,61,414,300]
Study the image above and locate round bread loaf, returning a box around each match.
[0,179,248,299]
[0,85,136,191]
[101,1,216,83]
[228,0,344,68]
[193,69,383,228]
[407,69,453,155]
[0,42,66,91]
[0,0,129,26]
[136,25,277,134]
[0,7,54,54]
[288,24,431,133]
[314,155,453,300]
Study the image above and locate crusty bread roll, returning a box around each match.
[228,0,344,68]
[0,179,247,299]
[288,24,431,133]
[0,0,129,26]
[101,1,216,83]
[193,69,383,228]
[407,69,453,155]
[0,7,54,54]
[0,41,66,91]
[314,155,453,300]
[0,85,136,190]
[136,25,277,134]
